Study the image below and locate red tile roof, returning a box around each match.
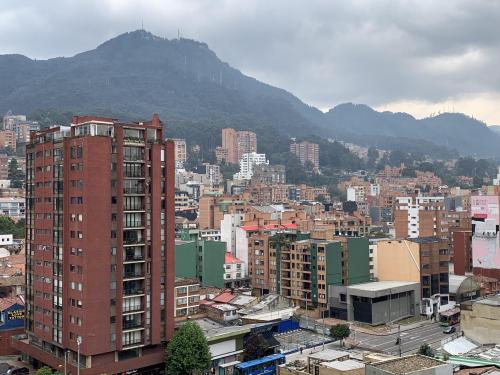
[225,252,243,264]
[0,296,24,311]
[212,292,236,304]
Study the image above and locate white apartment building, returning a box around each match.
[233,152,268,180]
[172,138,187,170]
[0,197,25,221]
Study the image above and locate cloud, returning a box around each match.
[1,0,500,123]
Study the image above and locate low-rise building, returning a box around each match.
[0,296,25,355]
[174,277,201,319]
[365,355,452,375]
[329,281,420,324]
[0,197,25,221]
[461,296,500,345]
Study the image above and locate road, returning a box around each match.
[353,322,460,355]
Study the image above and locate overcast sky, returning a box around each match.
[2,0,500,124]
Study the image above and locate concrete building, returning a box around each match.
[13,115,176,374]
[461,296,500,345]
[171,138,187,170]
[366,355,452,375]
[290,141,319,171]
[251,164,286,185]
[223,253,247,288]
[233,152,268,180]
[329,281,420,325]
[174,277,200,319]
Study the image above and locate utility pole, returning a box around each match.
[398,324,402,357]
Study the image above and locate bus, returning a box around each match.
[233,354,286,375]
[439,307,460,326]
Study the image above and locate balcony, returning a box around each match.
[123,288,145,297]
[123,271,145,280]
[122,320,143,331]
[123,304,144,314]
[123,187,145,195]
[123,253,145,263]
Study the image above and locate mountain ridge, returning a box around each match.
[1,29,499,158]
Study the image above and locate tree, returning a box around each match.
[418,343,435,357]
[0,216,24,238]
[243,333,271,361]
[330,324,350,346]
[36,367,54,375]
[165,321,211,375]
[8,158,24,188]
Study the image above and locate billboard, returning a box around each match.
[471,195,500,269]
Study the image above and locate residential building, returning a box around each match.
[217,128,257,164]
[171,138,187,170]
[251,164,286,185]
[290,141,319,171]
[198,194,247,230]
[223,253,247,287]
[0,130,16,150]
[394,196,445,238]
[0,197,25,221]
[175,239,227,288]
[13,115,176,374]
[233,152,268,180]
[0,154,9,179]
[0,253,24,297]
[174,277,200,319]
[249,231,370,312]
[375,238,451,316]
[461,296,500,345]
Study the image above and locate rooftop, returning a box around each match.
[212,292,236,304]
[175,277,200,286]
[321,360,365,371]
[475,296,500,307]
[370,355,447,375]
[225,252,243,264]
[347,281,419,292]
[308,349,350,361]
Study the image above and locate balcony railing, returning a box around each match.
[123,288,144,296]
[124,254,144,262]
[123,271,144,279]
[123,304,144,313]
[123,187,144,195]
[122,321,143,330]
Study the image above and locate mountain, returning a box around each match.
[0,29,499,158]
[490,125,500,135]
[323,103,500,158]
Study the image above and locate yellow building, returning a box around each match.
[375,240,420,283]
[461,296,500,345]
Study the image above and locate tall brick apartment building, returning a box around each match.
[13,115,175,374]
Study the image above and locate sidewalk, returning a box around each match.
[319,317,435,336]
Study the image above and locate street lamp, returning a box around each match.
[76,337,82,375]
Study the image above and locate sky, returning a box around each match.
[2,0,500,124]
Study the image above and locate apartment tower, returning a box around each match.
[14,115,175,374]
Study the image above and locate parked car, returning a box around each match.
[7,368,29,375]
[443,326,456,334]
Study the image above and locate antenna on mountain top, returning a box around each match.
[141,18,144,31]
[178,29,180,40]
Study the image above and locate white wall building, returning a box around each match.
[233,152,268,180]
[220,213,245,255]
[0,197,25,221]
[172,138,187,170]
[224,253,247,282]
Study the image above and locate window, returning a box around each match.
[70,197,83,204]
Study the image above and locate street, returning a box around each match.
[353,322,460,355]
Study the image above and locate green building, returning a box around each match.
[175,238,226,288]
